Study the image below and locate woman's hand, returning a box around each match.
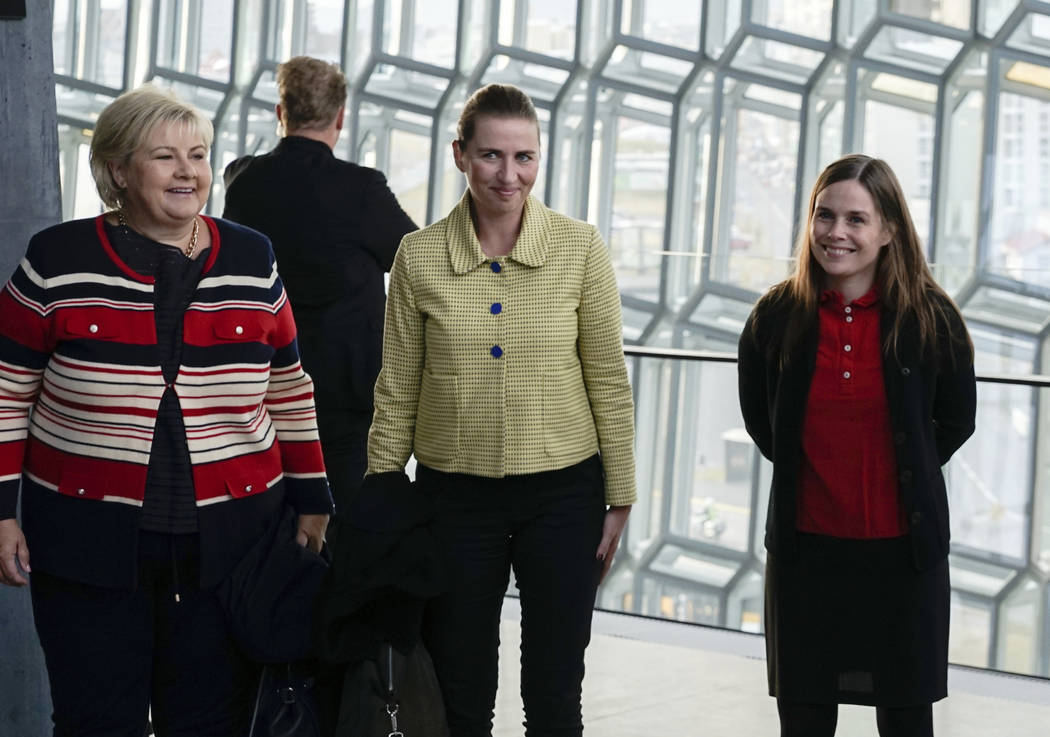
[295,513,329,554]
[0,518,31,587]
[596,505,631,583]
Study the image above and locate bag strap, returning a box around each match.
[383,643,403,736]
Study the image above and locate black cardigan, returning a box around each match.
[737,287,976,571]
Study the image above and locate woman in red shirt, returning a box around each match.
[738,155,976,737]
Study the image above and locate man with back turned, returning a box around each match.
[223,56,417,513]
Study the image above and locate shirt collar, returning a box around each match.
[820,285,880,309]
[446,191,551,274]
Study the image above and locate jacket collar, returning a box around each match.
[445,191,551,274]
[275,135,335,158]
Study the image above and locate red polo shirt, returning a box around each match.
[796,288,907,538]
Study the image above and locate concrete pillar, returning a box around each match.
[0,2,60,734]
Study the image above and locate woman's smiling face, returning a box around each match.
[453,115,540,221]
[809,178,891,298]
[110,120,211,230]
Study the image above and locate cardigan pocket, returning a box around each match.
[55,312,121,340]
[542,367,597,461]
[415,372,459,466]
[211,315,268,342]
[58,470,107,501]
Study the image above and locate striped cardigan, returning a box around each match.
[0,215,331,588]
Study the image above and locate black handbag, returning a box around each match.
[249,662,320,737]
[217,504,330,663]
[335,641,449,736]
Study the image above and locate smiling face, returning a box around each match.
[809,178,892,301]
[110,120,211,232]
[453,115,540,222]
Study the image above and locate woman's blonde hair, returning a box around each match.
[89,84,213,209]
[780,153,971,362]
[277,56,347,133]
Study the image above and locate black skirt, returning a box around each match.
[765,532,949,707]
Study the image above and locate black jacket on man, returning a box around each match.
[223,135,417,411]
[737,287,976,572]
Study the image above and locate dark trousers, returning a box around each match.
[418,456,607,737]
[30,533,259,737]
[315,407,372,514]
[778,701,935,737]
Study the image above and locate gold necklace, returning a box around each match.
[117,210,200,258]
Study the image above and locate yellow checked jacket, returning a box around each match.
[367,193,637,506]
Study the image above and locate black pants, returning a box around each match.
[314,406,372,514]
[418,456,607,737]
[778,701,934,737]
[30,533,259,737]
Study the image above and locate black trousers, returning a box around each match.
[778,701,935,737]
[30,532,259,737]
[418,456,607,737]
[314,406,372,514]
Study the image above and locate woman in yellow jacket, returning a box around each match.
[367,84,636,737]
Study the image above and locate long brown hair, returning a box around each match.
[778,154,971,363]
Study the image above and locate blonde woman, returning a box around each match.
[0,85,331,736]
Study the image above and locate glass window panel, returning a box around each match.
[499,0,578,60]
[861,100,934,249]
[890,0,972,30]
[964,288,1050,334]
[687,294,752,335]
[250,70,280,106]
[383,0,458,69]
[706,0,743,58]
[1006,12,1050,57]
[945,330,1035,561]
[715,99,800,293]
[387,127,431,226]
[730,36,825,84]
[1035,381,1050,575]
[606,113,670,303]
[55,83,114,125]
[668,361,753,552]
[304,0,346,62]
[865,25,964,75]
[57,124,106,219]
[158,0,235,82]
[989,91,1050,289]
[364,64,451,108]
[639,576,722,625]
[937,52,986,294]
[982,0,1019,36]
[602,46,693,95]
[479,55,570,106]
[349,0,375,78]
[670,87,713,309]
[949,593,992,668]
[753,0,833,40]
[622,0,702,50]
[816,98,843,168]
[950,556,1016,598]
[550,79,591,216]
[626,357,673,553]
[648,544,739,588]
[52,0,128,88]
[727,568,764,632]
[838,0,877,48]
[998,577,1041,674]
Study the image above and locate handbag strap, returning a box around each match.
[383,644,404,737]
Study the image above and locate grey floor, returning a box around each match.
[492,599,1050,736]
